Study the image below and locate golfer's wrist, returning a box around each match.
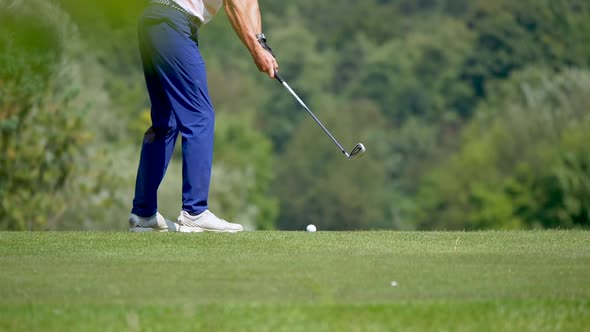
[245,35,261,54]
[251,45,268,61]
[255,33,266,42]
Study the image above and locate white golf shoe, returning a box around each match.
[176,210,243,233]
[128,212,178,232]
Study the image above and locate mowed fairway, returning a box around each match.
[0,231,588,331]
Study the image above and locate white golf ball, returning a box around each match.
[306,224,317,232]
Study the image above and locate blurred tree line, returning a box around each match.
[1,0,589,230]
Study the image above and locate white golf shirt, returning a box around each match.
[174,0,223,24]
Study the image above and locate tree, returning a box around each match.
[209,113,279,230]
[0,1,86,230]
[339,18,475,122]
[462,0,590,99]
[414,68,590,230]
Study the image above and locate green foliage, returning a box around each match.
[0,0,86,230]
[0,0,136,231]
[343,19,475,121]
[210,113,278,230]
[415,69,590,229]
[463,0,590,98]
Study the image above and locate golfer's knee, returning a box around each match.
[143,126,173,143]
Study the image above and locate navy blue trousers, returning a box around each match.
[132,4,214,217]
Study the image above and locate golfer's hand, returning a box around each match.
[252,45,278,79]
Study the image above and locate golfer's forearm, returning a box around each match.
[250,2,261,33]
[224,0,261,55]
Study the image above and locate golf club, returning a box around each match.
[274,72,366,160]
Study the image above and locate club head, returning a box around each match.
[347,143,366,160]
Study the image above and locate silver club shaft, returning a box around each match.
[279,81,350,157]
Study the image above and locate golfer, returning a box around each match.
[129,0,278,232]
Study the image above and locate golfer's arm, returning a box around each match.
[223,0,262,56]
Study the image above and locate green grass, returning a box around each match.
[0,231,588,331]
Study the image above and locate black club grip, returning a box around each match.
[274,72,285,84]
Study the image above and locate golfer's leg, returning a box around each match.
[135,15,214,215]
[131,118,178,218]
[131,17,180,218]
[179,66,215,215]
[172,50,214,215]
